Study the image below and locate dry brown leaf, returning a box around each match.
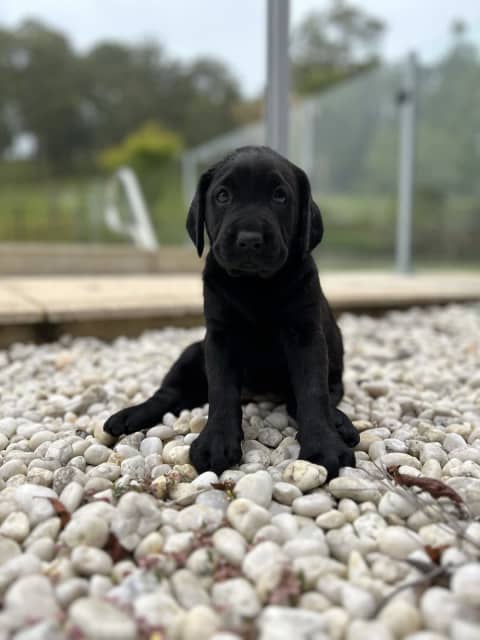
[424,544,450,565]
[387,465,464,509]
[47,498,71,529]
[104,532,130,563]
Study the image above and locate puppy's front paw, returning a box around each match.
[299,431,355,480]
[333,408,360,447]
[189,423,242,475]
[103,403,151,437]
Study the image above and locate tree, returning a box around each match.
[0,20,243,174]
[0,28,18,155]
[184,58,241,144]
[3,20,90,172]
[84,40,173,152]
[291,0,385,94]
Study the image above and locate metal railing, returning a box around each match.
[104,167,158,250]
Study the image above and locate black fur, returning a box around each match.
[104,146,359,478]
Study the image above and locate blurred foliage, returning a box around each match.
[0,7,479,266]
[364,37,480,195]
[291,0,385,94]
[98,122,182,173]
[0,20,240,173]
[0,4,386,175]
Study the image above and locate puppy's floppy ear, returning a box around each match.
[186,167,215,257]
[294,165,324,253]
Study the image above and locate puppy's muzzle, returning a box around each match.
[213,212,288,277]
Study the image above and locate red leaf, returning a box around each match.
[47,498,71,529]
[424,544,449,565]
[105,533,130,563]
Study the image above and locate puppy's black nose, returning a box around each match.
[236,230,264,251]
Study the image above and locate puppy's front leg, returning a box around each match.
[189,327,243,474]
[281,323,355,479]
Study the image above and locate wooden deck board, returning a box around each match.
[0,272,479,345]
[5,275,203,322]
[0,284,44,325]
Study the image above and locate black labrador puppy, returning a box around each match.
[104,146,359,478]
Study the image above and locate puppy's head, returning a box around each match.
[186,146,323,277]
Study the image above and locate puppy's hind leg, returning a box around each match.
[104,340,207,437]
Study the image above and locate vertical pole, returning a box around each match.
[266,0,290,156]
[395,52,417,273]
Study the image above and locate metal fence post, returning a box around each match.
[395,52,418,273]
[266,0,290,157]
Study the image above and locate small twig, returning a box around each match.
[358,462,480,556]
[370,563,452,618]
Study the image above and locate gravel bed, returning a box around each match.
[0,304,480,640]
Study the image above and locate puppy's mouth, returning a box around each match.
[215,251,288,279]
[227,265,275,278]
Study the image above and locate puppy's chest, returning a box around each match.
[229,297,290,333]
[224,285,301,326]
[240,331,288,393]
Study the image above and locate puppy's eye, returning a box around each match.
[215,188,231,205]
[272,187,287,204]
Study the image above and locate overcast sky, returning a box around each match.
[2,0,480,96]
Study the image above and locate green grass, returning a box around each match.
[319,191,479,263]
[0,165,478,269]
[0,168,186,245]
[0,177,125,243]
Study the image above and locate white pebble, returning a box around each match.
[378,491,416,519]
[347,620,394,640]
[227,498,271,541]
[71,545,113,576]
[162,442,190,465]
[258,606,328,640]
[84,444,111,465]
[378,600,422,637]
[341,582,377,618]
[451,562,480,606]
[182,605,220,640]
[59,482,84,513]
[242,541,286,583]
[234,470,273,508]
[316,510,347,529]
[62,516,109,548]
[0,511,30,542]
[134,532,164,559]
[420,587,463,633]
[273,481,302,505]
[133,592,185,637]
[55,577,89,608]
[4,575,60,623]
[377,526,423,560]
[212,527,247,565]
[329,476,381,502]
[212,578,260,627]
[265,412,289,430]
[69,597,136,640]
[292,493,333,517]
[0,553,41,592]
[140,436,163,456]
[283,460,327,492]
